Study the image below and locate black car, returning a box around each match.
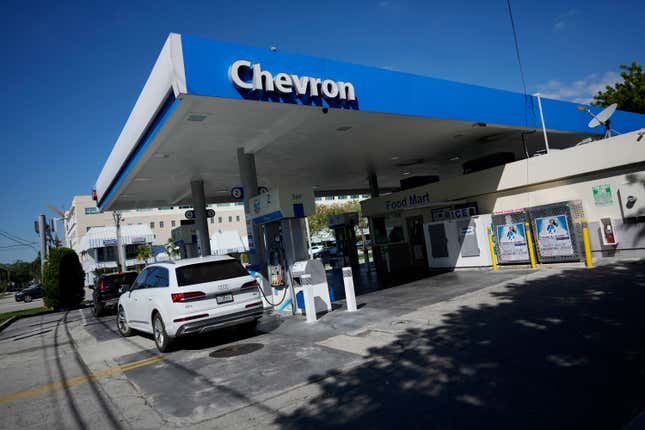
[91,272,138,316]
[15,284,43,303]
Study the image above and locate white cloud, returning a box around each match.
[553,9,578,31]
[535,71,621,104]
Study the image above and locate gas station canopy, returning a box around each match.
[95,33,645,211]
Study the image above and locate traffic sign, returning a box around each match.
[185,209,215,219]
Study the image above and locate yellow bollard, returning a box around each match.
[487,226,498,271]
[581,219,593,267]
[524,222,537,269]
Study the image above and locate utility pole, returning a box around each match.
[38,214,47,275]
[113,212,126,272]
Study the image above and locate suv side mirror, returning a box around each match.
[119,284,131,295]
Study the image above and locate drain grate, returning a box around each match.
[209,343,264,358]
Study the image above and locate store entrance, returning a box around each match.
[406,215,428,266]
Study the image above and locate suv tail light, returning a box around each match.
[241,280,259,290]
[99,280,105,292]
[171,291,206,302]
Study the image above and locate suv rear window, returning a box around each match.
[102,272,138,287]
[176,260,248,287]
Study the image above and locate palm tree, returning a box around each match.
[136,245,153,266]
[164,238,179,259]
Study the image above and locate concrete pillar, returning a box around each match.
[368,171,380,197]
[190,179,211,257]
[237,148,265,271]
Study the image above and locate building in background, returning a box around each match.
[65,194,247,260]
[78,225,155,286]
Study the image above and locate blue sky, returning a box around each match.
[0,0,643,263]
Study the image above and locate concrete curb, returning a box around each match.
[0,308,64,333]
[0,315,19,332]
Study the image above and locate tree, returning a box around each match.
[136,245,153,266]
[164,238,179,258]
[308,200,368,240]
[592,62,645,114]
[42,247,85,310]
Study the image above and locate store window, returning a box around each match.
[150,222,155,229]
[97,246,117,262]
[125,244,138,260]
[171,220,176,227]
[159,221,164,228]
[228,216,232,222]
[236,215,240,222]
[218,217,222,223]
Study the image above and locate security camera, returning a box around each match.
[322,107,329,114]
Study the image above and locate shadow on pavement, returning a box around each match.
[276,261,645,429]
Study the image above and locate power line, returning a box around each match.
[0,243,38,249]
[0,232,38,252]
[506,0,528,97]
[0,230,34,245]
[505,0,539,140]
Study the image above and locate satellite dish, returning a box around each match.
[588,103,617,128]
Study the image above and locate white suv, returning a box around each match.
[116,255,263,352]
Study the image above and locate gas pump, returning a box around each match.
[170,224,198,258]
[250,187,332,315]
[327,212,360,270]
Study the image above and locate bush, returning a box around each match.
[42,247,85,310]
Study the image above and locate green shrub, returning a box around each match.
[42,247,85,310]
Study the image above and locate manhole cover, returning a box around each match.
[209,343,264,358]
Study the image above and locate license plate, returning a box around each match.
[216,294,233,304]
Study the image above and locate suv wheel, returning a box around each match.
[93,301,104,317]
[153,313,173,352]
[23,295,32,303]
[117,306,133,337]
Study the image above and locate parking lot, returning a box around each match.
[0,294,45,314]
[1,261,644,429]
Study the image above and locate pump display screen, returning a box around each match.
[176,260,249,286]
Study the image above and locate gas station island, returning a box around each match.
[95,33,645,313]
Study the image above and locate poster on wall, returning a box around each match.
[535,215,574,257]
[496,223,529,262]
[592,184,613,207]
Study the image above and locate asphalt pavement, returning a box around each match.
[0,261,644,429]
[0,294,45,313]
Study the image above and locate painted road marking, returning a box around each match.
[78,308,87,326]
[0,355,164,405]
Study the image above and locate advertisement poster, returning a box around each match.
[535,215,574,257]
[496,223,529,262]
[592,184,613,207]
